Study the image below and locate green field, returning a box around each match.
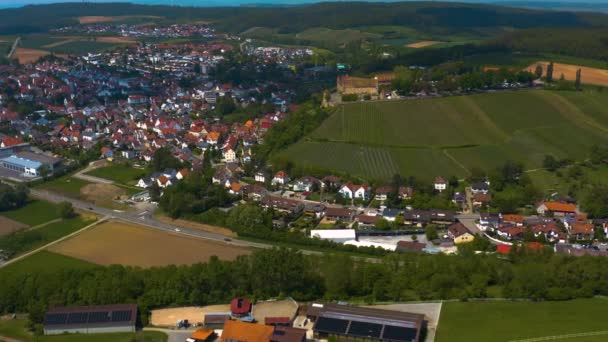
[0,216,97,257]
[0,200,60,226]
[0,319,167,342]
[0,250,98,278]
[281,90,608,181]
[85,164,146,186]
[47,41,123,54]
[436,298,608,342]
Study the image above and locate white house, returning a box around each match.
[271,171,290,185]
[156,175,173,188]
[254,171,267,183]
[339,183,367,199]
[434,176,447,192]
[176,169,189,180]
[136,177,154,188]
[223,147,237,163]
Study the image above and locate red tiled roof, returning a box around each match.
[542,202,577,213]
[230,297,251,316]
[496,245,511,254]
[265,317,291,325]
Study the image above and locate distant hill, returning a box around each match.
[0,1,607,34]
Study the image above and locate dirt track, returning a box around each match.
[150,305,231,327]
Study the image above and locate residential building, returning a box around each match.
[339,183,367,199]
[434,176,447,192]
[272,170,290,185]
[537,201,577,216]
[448,222,475,244]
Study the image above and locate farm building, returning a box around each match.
[220,320,274,342]
[203,313,230,329]
[310,303,424,342]
[337,75,378,95]
[186,328,216,342]
[310,229,356,243]
[270,326,307,342]
[43,304,137,335]
[230,297,252,318]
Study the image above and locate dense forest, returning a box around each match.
[497,28,608,61]
[0,1,606,34]
[3,247,608,330]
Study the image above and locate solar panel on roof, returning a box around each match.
[67,312,88,324]
[45,313,68,325]
[315,317,349,334]
[348,321,382,338]
[112,310,132,322]
[88,311,110,323]
[382,325,418,342]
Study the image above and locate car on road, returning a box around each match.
[224,238,232,242]
[174,228,181,232]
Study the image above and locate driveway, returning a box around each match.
[145,328,193,342]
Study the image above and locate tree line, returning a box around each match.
[4,247,608,332]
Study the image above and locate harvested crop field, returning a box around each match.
[48,220,250,267]
[78,15,161,24]
[151,305,230,327]
[80,183,130,207]
[12,48,49,64]
[0,216,28,237]
[406,40,441,48]
[252,299,299,324]
[527,61,608,86]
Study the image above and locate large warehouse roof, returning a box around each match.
[313,303,424,342]
[310,229,356,240]
[44,304,137,330]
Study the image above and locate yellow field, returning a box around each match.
[48,220,250,267]
[527,61,608,86]
[0,216,28,236]
[406,40,441,48]
[12,48,49,64]
[78,15,161,24]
